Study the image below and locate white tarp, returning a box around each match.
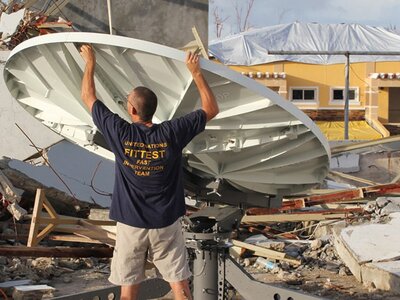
[209,22,400,65]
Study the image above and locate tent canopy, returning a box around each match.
[209,23,400,65]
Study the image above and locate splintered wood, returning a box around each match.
[27,188,116,247]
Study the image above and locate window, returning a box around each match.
[330,87,359,103]
[290,87,318,102]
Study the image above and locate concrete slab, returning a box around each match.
[361,261,400,293]
[7,140,114,207]
[339,212,400,263]
[333,213,400,292]
[330,153,360,173]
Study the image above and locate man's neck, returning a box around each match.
[131,116,153,127]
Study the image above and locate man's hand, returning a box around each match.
[185,50,219,122]
[185,51,201,77]
[80,44,96,66]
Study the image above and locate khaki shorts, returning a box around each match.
[109,219,191,285]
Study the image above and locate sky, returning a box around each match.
[209,0,400,40]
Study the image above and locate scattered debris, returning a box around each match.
[0,3,399,298]
[12,284,55,300]
[0,2,73,51]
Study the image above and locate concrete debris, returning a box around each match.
[0,8,25,39]
[310,238,323,250]
[330,153,360,173]
[365,196,400,219]
[0,169,22,203]
[235,179,400,298]
[0,256,110,297]
[0,2,73,51]
[12,284,55,300]
[5,201,27,220]
[0,157,94,220]
[0,279,32,298]
[0,167,26,219]
[244,234,285,251]
[324,179,356,190]
[331,206,400,293]
[1,153,400,299]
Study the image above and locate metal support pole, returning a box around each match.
[344,53,350,140]
[107,0,113,35]
[192,247,218,299]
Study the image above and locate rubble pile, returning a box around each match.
[0,156,97,221]
[0,256,111,297]
[1,150,400,298]
[0,256,109,283]
[232,194,400,299]
[365,196,400,220]
[0,1,73,51]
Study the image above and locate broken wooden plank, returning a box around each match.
[305,189,365,206]
[48,234,105,244]
[246,199,305,214]
[329,170,379,186]
[37,217,116,226]
[242,212,350,223]
[27,188,49,247]
[75,219,116,246]
[232,239,301,266]
[285,182,400,209]
[27,189,116,247]
[244,225,299,239]
[362,182,400,196]
[0,246,113,257]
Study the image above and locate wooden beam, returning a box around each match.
[231,240,301,266]
[192,26,209,59]
[27,189,46,247]
[329,170,379,186]
[0,246,113,258]
[75,220,116,246]
[242,212,349,223]
[48,235,104,244]
[27,189,116,247]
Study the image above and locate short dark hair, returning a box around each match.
[132,86,158,122]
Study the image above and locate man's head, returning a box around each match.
[127,86,157,123]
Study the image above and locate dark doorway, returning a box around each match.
[389,87,400,123]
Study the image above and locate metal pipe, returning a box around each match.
[192,249,218,300]
[107,0,113,35]
[344,53,350,140]
[267,50,400,56]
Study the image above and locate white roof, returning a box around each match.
[3,32,330,197]
[209,23,400,65]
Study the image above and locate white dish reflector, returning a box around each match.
[3,32,330,197]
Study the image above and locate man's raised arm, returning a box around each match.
[186,51,219,121]
[80,45,97,112]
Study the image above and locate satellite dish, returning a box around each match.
[3,33,330,205]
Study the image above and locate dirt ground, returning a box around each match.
[247,266,400,300]
[45,263,400,300]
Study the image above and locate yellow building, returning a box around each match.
[209,23,400,140]
[228,61,400,139]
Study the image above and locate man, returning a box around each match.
[80,44,218,300]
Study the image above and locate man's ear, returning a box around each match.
[130,105,137,116]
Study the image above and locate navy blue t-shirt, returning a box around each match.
[92,100,206,228]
